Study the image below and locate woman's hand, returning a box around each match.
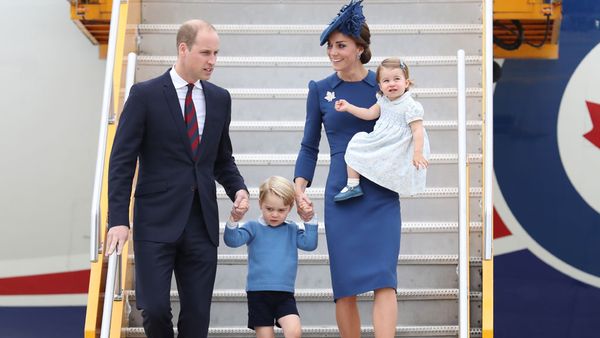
[296,191,314,221]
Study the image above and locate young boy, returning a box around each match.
[224,176,318,338]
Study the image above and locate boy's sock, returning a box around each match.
[340,178,360,193]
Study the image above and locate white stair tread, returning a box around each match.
[229,120,483,130]
[227,87,482,98]
[218,187,482,199]
[124,288,482,301]
[219,221,483,233]
[122,325,483,337]
[216,254,483,266]
[232,153,483,164]
[138,55,483,66]
[138,23,482,34]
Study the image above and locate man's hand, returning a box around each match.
[231,189,250,221]
[105,225,130,256]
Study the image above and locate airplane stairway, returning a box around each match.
[85,0,491,337]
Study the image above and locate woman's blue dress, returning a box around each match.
[295,71,401,300]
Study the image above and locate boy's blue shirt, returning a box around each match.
[224,217,318,292]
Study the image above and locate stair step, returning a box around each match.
[124,254,482,289]
[136,55,483,88]
[226,87,482,99]
[228,96,482,122]
[122,325,483,337]
[219,221,483,233]
[129,254,483,265]
[141,0,482,26]
[229,125,481,154]
[124,288,482,301]
[218,187,482,199]
[138,55,483,67]
[215,188,483,222]
[216,254,482,265]
[230,153,482,187]
[232,153,483,165]
[229,120,483,131]
[125,288,482,327]
[138,24,482,56]
[138,23,482,35]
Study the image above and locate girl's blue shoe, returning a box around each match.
[334,184,364,202]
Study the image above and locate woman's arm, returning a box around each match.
[335,99,380,121]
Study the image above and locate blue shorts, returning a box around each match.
[246,291,299,330]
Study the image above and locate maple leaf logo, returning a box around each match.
[583,101,600,149]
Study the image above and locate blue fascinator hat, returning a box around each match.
[319,0,366,46]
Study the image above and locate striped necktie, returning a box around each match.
[185,83,200,161]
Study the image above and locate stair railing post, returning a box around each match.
[457,49,469,338]
[483,0,494,261]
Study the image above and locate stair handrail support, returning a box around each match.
[457,49,470,338]
[484,0,494,261]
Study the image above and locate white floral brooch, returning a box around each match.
[324,91,336,102]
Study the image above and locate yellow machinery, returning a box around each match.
[494,0,563,59]
[69,0,113,58]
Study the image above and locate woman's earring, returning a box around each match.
[356,52,362,59]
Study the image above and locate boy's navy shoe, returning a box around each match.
[333,184,363,202]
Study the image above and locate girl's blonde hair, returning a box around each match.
[258,176,296,207]
[375,58,413,94]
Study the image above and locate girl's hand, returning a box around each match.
[412,153,429,170]
[334,99,349,112]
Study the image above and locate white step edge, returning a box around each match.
[138,24,482,34]
[218,187,483,199]
[127,254,483,266]
[137,55,483,67]
[233,153,483,164]
[124,288,482,301]
[227,87,482,99]
[123,325,483,337]
[141,0,481,4]
[229,120,483,131]
[219,222,483,233]
[216,254,483,266]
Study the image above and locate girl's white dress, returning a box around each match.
[344,92,430,196]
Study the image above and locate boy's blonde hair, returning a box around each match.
[375,57,413,94]
[258,176,296,207]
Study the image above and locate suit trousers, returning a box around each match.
[134,195,217,338]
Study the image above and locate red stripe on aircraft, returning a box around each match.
[0,270,90,295]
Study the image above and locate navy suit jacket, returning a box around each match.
[108,70,246,246]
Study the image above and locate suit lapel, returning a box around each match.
[162,71,194,161]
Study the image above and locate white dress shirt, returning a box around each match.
[169,67,206,137]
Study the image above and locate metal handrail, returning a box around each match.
[483,0,494,261]
[99,253,120,338]
[98,52,137,338]
[89,0,122,263]
[456,49,469,338]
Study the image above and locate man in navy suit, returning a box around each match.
[105,19,249,338]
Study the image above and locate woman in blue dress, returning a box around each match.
[294,1,400,337]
